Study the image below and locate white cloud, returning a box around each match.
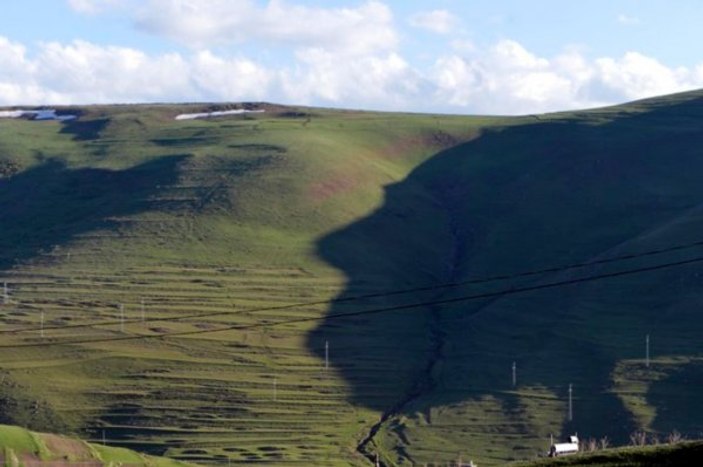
[408,9,459,35]
[281,48,419,108]
[67,0,123,14]
[0,37,270,105]
[595,52,691,100]
[2,34,703,114]
[130,0,397,55]
[430,40,703,114]
[617,14,641,25]
[191,50,273,100]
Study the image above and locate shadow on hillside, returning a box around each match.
[648,360,703,438]
[0,155,189,271]
[309,94,703,449]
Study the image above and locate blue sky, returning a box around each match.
[1,0,703,114]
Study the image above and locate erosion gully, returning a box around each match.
[356,193,463,466]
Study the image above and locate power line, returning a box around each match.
[1,253,701,349]
[4,237,703,335]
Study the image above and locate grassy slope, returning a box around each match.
[0,104,496,465]
[0,93,702,466]
[372,92,703,465]
[515,441,703,466]
[0,423,192,466]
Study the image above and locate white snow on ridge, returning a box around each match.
[0,110,26,118]
[0,109,77,121]
[175,109,265,120]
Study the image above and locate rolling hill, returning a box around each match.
[0,92,702,466]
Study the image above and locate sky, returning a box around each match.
[2,0,703,114]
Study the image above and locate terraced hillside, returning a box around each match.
[0,104,491,465]
[0,423,192,466]
[0,93,702,466]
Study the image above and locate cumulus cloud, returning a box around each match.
[130,0,397,55]
[2,34,703,114]
[408,9,459,35]
[430,40,703,114]
[191,50,273,100]
[0,37,269,105]
[54,1,703,113]
[281,48,419,108]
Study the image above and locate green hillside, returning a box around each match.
[0,93,702,466]
[0,423,192,466]
[516,441,703,466]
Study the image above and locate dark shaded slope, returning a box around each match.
[0,155,189,270]
[311,95,703,463]
[517,440,703,466]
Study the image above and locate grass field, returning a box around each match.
[515,440,703,466]
[0,423,192,466]
[1,93,702,465]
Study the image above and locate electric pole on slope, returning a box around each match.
[325,340,329,371]
[512,361,517,387]
[40,311,45,338]
[119,304,125,332]
[568,383,573,422]
[141,298,145,325]
[646,334,650,368]
[3,282,8,305]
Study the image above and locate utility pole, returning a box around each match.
[141,298,145,324]
[40,311,45,338]
[119,304,125,332]
[325,340,329,371]
[512,361,517,387]
[568,383,573,422]
[3,282,8,305]
[273,377,277,402]
[646,334,650,368]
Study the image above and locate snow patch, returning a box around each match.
[175,109,265,120]
[0,109,78,121]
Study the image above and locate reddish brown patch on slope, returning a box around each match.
[308,174,360,202]
[382,130,462,160]
[38,433,99,464]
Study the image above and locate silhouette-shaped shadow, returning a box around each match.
[0,155,189,270]
[309,94,703,450]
